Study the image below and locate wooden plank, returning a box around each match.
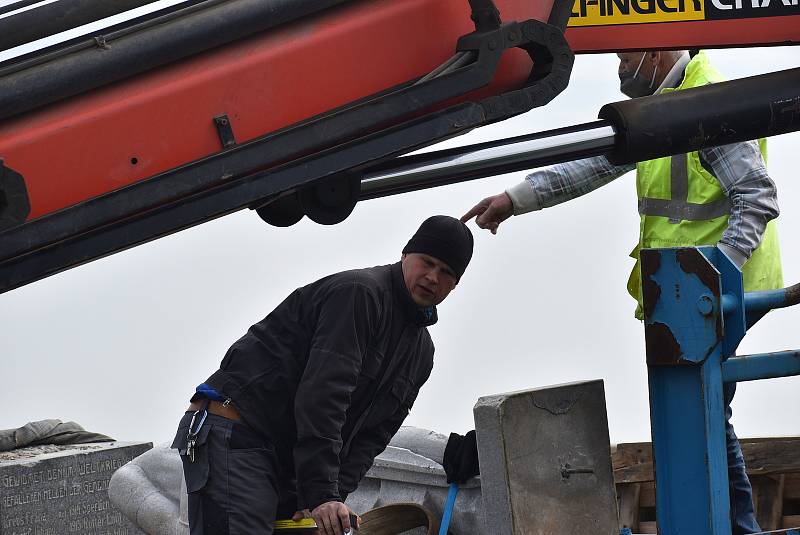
[615,462,655,484]
[639,521,658,533]
[640,482,656,508]
[611,437,800,535]
[782,515,800,529]
[612,442,652,469]
[742,439,800,477]
[617,483,641,532]
[613,437,800,484]
[751,474,785,531]
[784,473,800,499]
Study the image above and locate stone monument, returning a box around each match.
[0,441,151,534]
[109,428,482,535]
[108,380,620,534]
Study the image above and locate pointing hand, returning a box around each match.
[461,193,513,234]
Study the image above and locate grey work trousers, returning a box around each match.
[172,411,297,535]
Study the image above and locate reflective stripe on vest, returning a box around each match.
[637,153,731,222]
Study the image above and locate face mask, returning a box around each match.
[619,52,659,98]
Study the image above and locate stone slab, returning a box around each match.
[348,446,482,534]
[0,441,151,535]
[474,380,618,535]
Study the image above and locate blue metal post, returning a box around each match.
[641,247,732,535]
[722,350,800,383]
[642,246,800,534]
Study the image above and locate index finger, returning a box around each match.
[460,203,483,223]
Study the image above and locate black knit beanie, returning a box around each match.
[403,215,474,280]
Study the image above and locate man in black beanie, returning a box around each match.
[172,215,472,535]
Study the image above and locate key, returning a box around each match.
[187,436,196,463]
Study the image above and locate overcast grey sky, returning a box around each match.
[0,2,797,446]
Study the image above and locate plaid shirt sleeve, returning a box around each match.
[506,143,778,262]
[506,155,634,214]
[700,140,779,260]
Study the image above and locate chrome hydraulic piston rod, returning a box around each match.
[360,66,799,201]
[360,121,617,200]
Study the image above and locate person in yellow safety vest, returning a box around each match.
[461,50,783,535]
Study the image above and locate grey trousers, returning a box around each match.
[172,411,296,535]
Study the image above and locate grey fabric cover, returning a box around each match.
[0,419,114,451]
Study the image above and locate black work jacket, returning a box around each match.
[205,262,435,510]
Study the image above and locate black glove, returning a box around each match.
[442,430,480,484]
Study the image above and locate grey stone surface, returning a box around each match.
[109,395,620,535]
[109,430,482,535]
[0,441,152,534]
[474,380,618,535]
[108,445,187,535]
[347,445,482,535]
[387,427,448,466]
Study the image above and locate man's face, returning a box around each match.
[618,52,650,79]
[401,253,458,307]
[617,51,658,97]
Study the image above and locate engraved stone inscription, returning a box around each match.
[0,442,151,535]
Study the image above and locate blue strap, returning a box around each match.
[439,483,459,535]
[195,383,226,401]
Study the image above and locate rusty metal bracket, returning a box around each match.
[641,247,722,366]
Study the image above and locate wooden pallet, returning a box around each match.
[613,437,800,533]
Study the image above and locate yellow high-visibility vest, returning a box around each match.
[628,52,783,319]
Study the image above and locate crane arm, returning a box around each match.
[0,0,797,294]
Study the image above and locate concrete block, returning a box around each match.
[474,380,618,535]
